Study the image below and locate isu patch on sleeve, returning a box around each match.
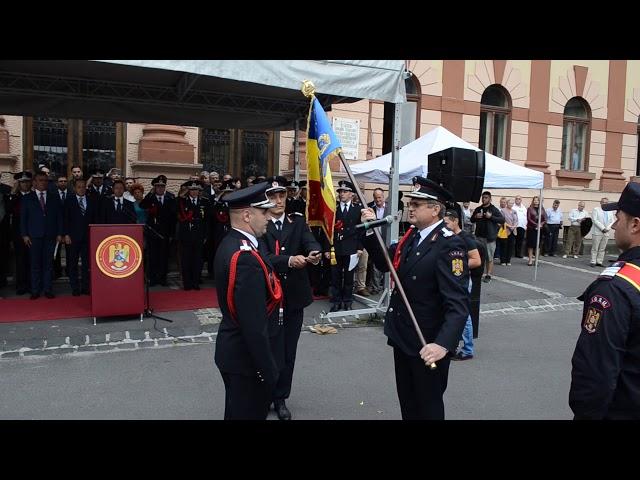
[449,249,465,258]
[583,307,602,334]
[452,258,464,276]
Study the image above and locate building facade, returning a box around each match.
[1,60,639,212]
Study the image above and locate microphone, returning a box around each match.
[356,215,395,230]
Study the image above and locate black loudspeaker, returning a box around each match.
[427,147,486,203]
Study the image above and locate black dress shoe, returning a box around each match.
[274,400,292,421]
[329,303,342,312]
[44,292,55,299]
[81,288,90,295]
[193,285,200,291]
[72,289,81,296]
[160,281,169,287]
[30,293,40,300]
[16,289,27,295]
[184,286,192,291]
[343,302,353,310]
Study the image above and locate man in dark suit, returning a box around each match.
[8,172,33,295]
[20,171,63,299]
[53,174,70,279]
[259,176,321,420]
[214,182,283,420]
[100,179,136,224]
[329,180,364,312]
[177,181,210,291]
[362,177,470,420]
[285,180,305,216]
[140,175,176,286]
[63,178,96,296]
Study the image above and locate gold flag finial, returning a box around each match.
[301,80,316,98]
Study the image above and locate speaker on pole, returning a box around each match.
[427,147,486,203]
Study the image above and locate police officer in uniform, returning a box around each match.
[214,182,283,420]
[569,182,640,419]
[362,177,470,420]
[259,176,321,420]
[0,176,11,288]
[8,172,33,295]
[329,180,363,312]
[285,180,305,216]
[205,181,233,280]
[140,175,177,286]
[177,181,209,291]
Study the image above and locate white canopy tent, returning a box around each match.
[352,126,546,280]
[351,126,544,189]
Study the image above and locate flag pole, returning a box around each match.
[302,80,434,369]
[337,152,435,369]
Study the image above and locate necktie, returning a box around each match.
[79,197,86,215]
[342,203,347,214]
[275,220,282,231]
[158,196,163,205]
[192,198,196,207]
[117,198,122,212]
[61,191,66,201]
[39,192,46,211]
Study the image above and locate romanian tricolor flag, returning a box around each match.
[305,96,341,246]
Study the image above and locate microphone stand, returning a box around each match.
[123,202,173,323]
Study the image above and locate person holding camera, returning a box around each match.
[470,191,504,283]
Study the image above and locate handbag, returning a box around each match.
[497,223,508,239]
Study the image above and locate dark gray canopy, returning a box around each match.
[0,60,406,129]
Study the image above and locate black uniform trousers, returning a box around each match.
[545,224,561,255]
[273,306,304,401]
[67,240,89,292]
[53,243,68,279]
[29,237,56,295]
[221,372,272,420]
[393,347,451,420]
[330,254,355,304]
[13,233,31,293]
[148,236,170,284]
[180,236,203,290]
[514,227,526,257]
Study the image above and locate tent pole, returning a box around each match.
[534,188,543,281]
[293,119,300,182]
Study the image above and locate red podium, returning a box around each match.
[90,224,145,324]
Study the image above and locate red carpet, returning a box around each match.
[0,288,219,323]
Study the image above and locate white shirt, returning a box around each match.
[546,207,563,225]
[36,189,47,205]
[512,203,527,229]
[340,201,351,212]
[157,195,165,204]
[58,189,67,201]
[375,203,386,220]
[271,213,286,224]
[233,228,258,249]
[416,220,444,247]
[114,196,124,208]
[76,195,86,204]
[462,207,472,221]
[569,209,588,226]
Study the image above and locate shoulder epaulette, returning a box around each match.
[238,239,253,251]
[441,227,454,237]
[615,262,640,291]
[599,261,625,279]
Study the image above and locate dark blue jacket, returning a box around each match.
[20,190,63,239]
[64,194,96,242]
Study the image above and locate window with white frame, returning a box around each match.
[479,85,511,159]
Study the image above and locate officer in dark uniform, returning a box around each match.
[259,176,321,420]
[330,180,364,312]
[140,175,177,286]
[86,169,112,203]
[177,181,209,291]
[214,182,283,420]
[362,177,470,420]
[0,175,11,288]
[569,182,640,420]
[205,181,233,280]
[285,180,305,216]
[8,172,33,295]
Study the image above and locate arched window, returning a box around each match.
[479,85,511,158]
[561,97,591,172]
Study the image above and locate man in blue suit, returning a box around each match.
[20,171,63,299]
[63,178,95,296]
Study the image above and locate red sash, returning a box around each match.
[227,244,283,325]
[392,226,416,271]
